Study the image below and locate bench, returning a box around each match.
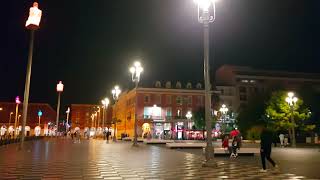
[143,139,174,144]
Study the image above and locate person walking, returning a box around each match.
[260,125,278,172]
[106,130,110,143]
[279,133,284,147]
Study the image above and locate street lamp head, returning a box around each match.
[194,0,216,11]
[222,104,226,108]
[15,96,21,104]
[10,112,13,115]
[112,85,121,100]
[102,98,110,107]
[66,107,70,113]
[25,2,42,30]
[38,110,42,117]
[293,97,298,103]
[288,92,294,98]
[56,81,64,92]
[130,61,143,83]
[0,107,2,111]
[186,111,192,119]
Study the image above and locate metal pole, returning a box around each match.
[38,116,41,126]
[66,111,69,133]
[20,30,35,149]
[133,82,138,146]
[56,92,61,134]
[291,107,296,147]
[113,103,117,142]
[102,107,105,128]
[14,104,19,137]
[203,11,214,165]
[9,113,12,127]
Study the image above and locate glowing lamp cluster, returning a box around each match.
[56,81,64,92]
[25,2,42,30]
[186,111,193,120]
[112,86,121,100]
[130,61,143,83]
[194,0,217,11]
[38,110,42,117]
[286,92,298,106]
[219,104,228,114]
[102,98,110,107]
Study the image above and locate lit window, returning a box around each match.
[241,80,249,83]
[176,96,182,105]
[250,80,256,83]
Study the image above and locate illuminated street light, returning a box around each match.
[38,110,42,127]
[20,2,42,149]
[65,107,70,133]
[112,85,121,142]
[9,112,14,127]
[101,98,110,128]
[193,0,217,166]
[56,81,64,134]
[130,61,143,146]
[186,111,193,138]
[14,96,21,137]
[286,92,298,147]
[219,104,228,123]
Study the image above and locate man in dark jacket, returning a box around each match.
[260,126,278,172]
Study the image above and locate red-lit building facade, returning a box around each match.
[113,81,219,140]
[0,102,56,135]
[70,104,113,129]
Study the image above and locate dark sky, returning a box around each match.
[3,0,320,107]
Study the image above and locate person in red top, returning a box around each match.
[222,135,229,152]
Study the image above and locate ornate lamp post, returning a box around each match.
[56,81,64,134]
[65,107,70,133]
[186,111,193,140]
[112,85,121,142]
[20,1,42,149]
[14,96,21,136]
[285,92,298,147]
[38,110,42,127]
[219,104,228,123]
[130,61,143,146]
[101,98,110,128]
[9,112,13,127]
[193,0,217,166]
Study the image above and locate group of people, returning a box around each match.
[222,128,242,158]
[221,126,278,172]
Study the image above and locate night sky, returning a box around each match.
[3,0,320,108]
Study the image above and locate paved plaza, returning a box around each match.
[0,138,318,179]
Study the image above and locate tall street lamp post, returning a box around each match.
[9,112,14,127]
[186,111,193,140]
[38,110,42,127]
[14,96,21,137]
[130,61,143,146]
[66,107,70,133]
[112,85,121,142]
[20,2,42,149]
[219,104,228,133]
[285,92,298,147]
[56,81,64,134]
[101,98,110,128]
[194,0,217,166]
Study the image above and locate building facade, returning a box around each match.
[0,102,56,135]
[215,65,320,111]
[113,81,218,140]
[70,104,113,130]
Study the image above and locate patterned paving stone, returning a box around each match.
[0,139,316,179]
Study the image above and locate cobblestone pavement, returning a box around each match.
[0,139,316,179]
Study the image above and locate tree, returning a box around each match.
[193,108,216,138]
[237,92,270,137]
[265,91,312,147]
